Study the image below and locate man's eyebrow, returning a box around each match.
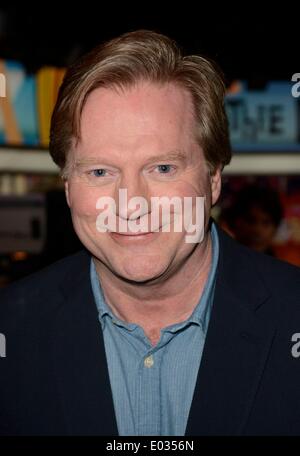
[74,157,112,167]
[74,152,188,167]
[144,151,188,164]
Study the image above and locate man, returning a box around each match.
[1,30,300,436]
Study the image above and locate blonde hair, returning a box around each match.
[49,30,231,176]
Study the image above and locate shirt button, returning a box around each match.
[144,355,154,368]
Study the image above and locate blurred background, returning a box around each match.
[0,5,300,286]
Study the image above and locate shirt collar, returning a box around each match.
[90,261,123,330]
[187,220,219,332]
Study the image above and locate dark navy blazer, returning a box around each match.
[1,220,300,435]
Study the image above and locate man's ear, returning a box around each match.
[64,180,71,208]
[210,165,222,206]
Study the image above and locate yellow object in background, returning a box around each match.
[37,67,65,147]
[0,59,22,145]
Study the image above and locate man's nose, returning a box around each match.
[115,172,150,221]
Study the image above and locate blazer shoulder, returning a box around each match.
[0,249,91,322]
[217,224,300,297]
[245,242,300,290]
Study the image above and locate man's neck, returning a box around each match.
[93,231,213,346]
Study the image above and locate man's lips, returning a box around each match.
[109,231,156,236]
[109,225,162,236]
[108,230,160,244]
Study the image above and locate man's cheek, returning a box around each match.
[170,179,207,198]
[69,188,99,217]
[69,202,99,229]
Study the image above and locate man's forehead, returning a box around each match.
[74,81,200,165]
[80,80,195,124]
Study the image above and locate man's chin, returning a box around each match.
[91,247,173,283]
[111,260,169,284]
[122,269,165,284]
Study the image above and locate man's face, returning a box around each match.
[65,81,221,282]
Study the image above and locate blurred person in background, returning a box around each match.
[225,185,283,256]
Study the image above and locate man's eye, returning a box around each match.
[156,164,174,174]
[91,169,107,177]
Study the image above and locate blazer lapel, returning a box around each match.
[51,250,118,436]
[185,223,279,435]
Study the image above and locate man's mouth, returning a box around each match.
[110,231,155,236]
[109,230,160,243]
